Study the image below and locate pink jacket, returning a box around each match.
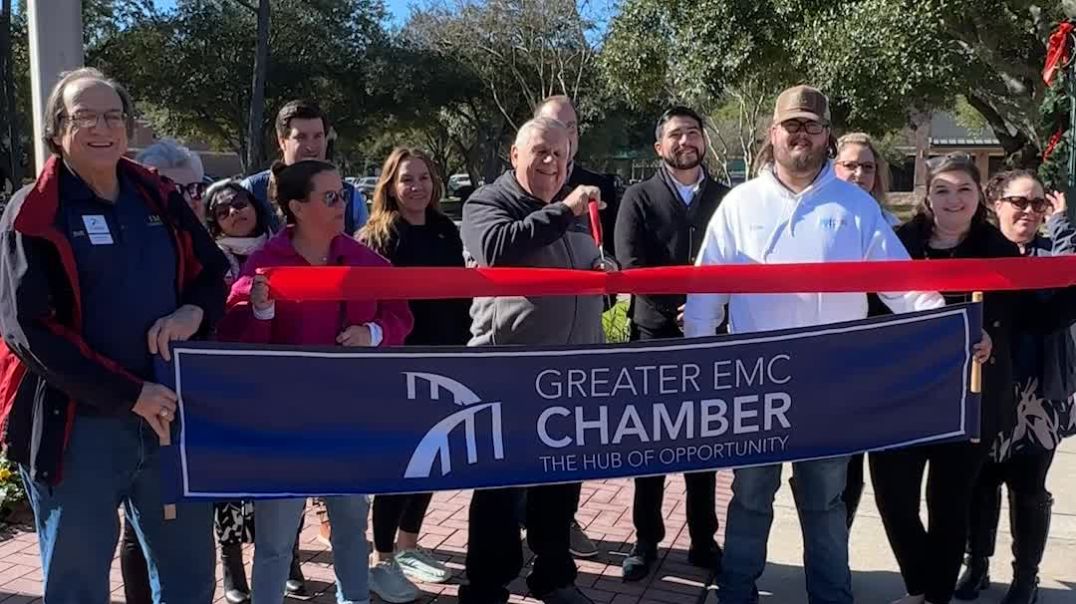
[218,228,413,347]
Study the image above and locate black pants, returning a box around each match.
[843,454,865,529]
[968,448,1055,558]
[870,442,988,604]
[461,482,580,603]
[121,515,153,604]
[632,471,718,549]
[626,322,718,550]
[373,493,434,553]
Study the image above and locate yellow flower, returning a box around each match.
[0,468,12,481]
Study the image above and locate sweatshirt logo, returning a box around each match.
[818,217,847,230]
[404,372,505,479]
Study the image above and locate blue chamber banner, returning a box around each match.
[159,303,981,501]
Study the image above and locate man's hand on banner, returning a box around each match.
[251,275,274,311]
[133,382,178,441]
[564,185,603,216]
[147,305,205,362]
[337,324,373,347]
[973,330,993,364]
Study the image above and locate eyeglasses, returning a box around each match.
[1000,196,1050,213]
[780,119,827,135]
[836,160,876,174]
[321,189,347,207]
[212,197,251,221]
[176,182,207,200]
[62,110,127,130]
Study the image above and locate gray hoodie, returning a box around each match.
[461,171,604,346]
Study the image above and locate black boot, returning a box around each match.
[956,479,1003,600]
[220,542,250,604]
[954,556,991,600]
[1000,493,1052,604]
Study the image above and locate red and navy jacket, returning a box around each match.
[0,155,229,485]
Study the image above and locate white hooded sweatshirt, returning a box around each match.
[683,162,944,336]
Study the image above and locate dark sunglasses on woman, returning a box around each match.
[176,182,208,200]
[211,196,251,221]
[1000,196,1050,214]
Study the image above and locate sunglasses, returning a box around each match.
[177,182,207,200]
[211,197,251,221]
[321,189,347,207]
[1000,196,1050,213]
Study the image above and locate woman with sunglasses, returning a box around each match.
[218,159,413,604]
[870,155,1076,604]
[205,180,276,286]
[358,148,470,602]
[136,138,209,223]
[953,171,1075,604]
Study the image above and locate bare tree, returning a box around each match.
[410,0,598,132]
[707,80,773,183]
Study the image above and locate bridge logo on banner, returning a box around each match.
[403,373,504,479]
[159,303,982,501]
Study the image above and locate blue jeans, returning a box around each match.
[252,495,370,604]
[717,458,853,604]
[20,414,215,604]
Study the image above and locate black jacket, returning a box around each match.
[376,209,472,347]
[614,167,729,337]
[0,156,229,485]
[1017,214,1076,401]
[896,218,1076,441]
[567,163,619,258]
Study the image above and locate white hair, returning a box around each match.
[136,138,204,180]
[514,117,567,148]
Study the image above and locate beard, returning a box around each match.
[663,145,703,170]
[774,139,827,175]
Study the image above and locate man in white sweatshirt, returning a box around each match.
[683,86,945,604]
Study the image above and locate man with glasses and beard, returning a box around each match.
[613,106,728,582]
[683,86,944,603]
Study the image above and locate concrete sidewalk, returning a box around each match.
[0,440,1072,602]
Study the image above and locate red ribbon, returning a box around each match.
[1044,21,1074,85]
[261,256,1076,301]
[587,200,603,250]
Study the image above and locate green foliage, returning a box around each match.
[602,299,630,344]
[601,0,1065,166]
[0,451,24,518]
[90,0,388,170]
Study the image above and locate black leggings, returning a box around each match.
[372,493,434,554]
[870,442,988,604]
[967,448,1056,558]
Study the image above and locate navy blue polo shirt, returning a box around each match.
[60,167,179,381]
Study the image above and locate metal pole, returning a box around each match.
[28,0,83,175]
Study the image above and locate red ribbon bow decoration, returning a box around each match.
[1043,21,1074,85]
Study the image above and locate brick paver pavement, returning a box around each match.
[0,473,733,603]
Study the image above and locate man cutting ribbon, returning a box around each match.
[458,116,604,604]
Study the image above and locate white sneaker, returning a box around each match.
[369,559,419,603]
[890,596,925,604]
[395,548,451,584]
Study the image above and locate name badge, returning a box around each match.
[82,215,114,245]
